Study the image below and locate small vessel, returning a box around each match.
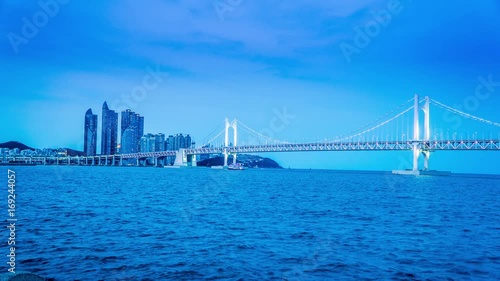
[164,165,181,169]
[228,163,244,170]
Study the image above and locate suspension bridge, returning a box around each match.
[6,94,500,173]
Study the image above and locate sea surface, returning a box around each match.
[2,166,500,280]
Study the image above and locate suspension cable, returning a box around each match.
[431,99,500,127]
[197,129,226,148]
[237,120,290,144]
[332,97,415,140]
[334,106,414,141]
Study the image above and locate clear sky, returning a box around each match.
[1,0,499,174]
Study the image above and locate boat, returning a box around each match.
[228,163,244,170]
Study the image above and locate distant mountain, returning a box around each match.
[65,148,84,157]
[0,141,83,156]
[0,141,34,151]
[197,154,282,168]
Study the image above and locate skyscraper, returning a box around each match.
[138,116,144,151]
[84,108,98,156]
[155,133,165,151]
[140,133,156,152]
[121,109,144,153]
[101,102,118,155]
[165,133,193,165]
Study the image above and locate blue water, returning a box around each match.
[3,166,500,280]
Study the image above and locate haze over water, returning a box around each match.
[6,166,500,280]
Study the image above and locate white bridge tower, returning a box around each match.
[412,94,431,171]
[224,118,238,167]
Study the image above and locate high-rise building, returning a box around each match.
[101,102,118,155]
[166,135,174,151]
[84,108,98,156]
[140,133,156,152]
[164,133,193,165]
[121,109,144,153]
[140,133,166,153]
[155,133,165,151]
[122,128,136,154]
[138,116,144,151]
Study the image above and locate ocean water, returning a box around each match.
[3,166,499,280]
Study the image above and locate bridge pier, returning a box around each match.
[423,151,430,171]
[174,149,187,166]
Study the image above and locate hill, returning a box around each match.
[0,141,34,150]
[0,141,84,156]
[197,154,282,168]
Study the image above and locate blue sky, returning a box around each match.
[1,0,499,173]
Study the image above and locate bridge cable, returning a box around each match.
[237,120,291,144]
[198,128,226,148]
[329,97,415,141]
[335,106,414,142]
[431,99,500,127]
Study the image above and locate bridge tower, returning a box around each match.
[412,94,431,171]
[224,118,238,167]
[422,96,431,170]
[412,94,420,171]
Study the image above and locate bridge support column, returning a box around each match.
[423,96,431,171]
[224,117,238,167]
[233,121,238,165]
[412,146,420,171]
[423,151,430,171]
[413,93,420,171]
[174,149,187,166]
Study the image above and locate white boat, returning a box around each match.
[228,163,244,170]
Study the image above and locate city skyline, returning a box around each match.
[1,1,499,173]
[81,101,195,156]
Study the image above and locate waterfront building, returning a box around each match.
[84,108,98,156]
[121,128,137,154]
[121,109,144,153]
[155,133,165,152]
[165,133,193,165]
[101,102,118,155]
[140,133,156,153]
